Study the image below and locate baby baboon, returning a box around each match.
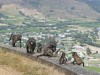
[59,52,67,65]
[72,52,84,67]
[9,34,22,47]
[26,38,36,54]
[37,42,42,53]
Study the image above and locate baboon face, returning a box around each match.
[30,41,34,45]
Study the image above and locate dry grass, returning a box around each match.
[0,48,65,75]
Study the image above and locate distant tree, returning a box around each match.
[71,7,75,10]
[19,11,25,16]
[50,9,54,12]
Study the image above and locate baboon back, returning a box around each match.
[74,56,83,65]
[72,52,84,66]
[9,34,22,47]
[59,52,67,64]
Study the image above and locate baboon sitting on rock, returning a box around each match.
[37,41,57,58]
[45,41,57,52]
[72,52,84,67]
[37,48,53,58]
[26,38,36,54]
[9,34,22,47]
[59,52,67,65]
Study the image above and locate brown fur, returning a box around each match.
[26,38,36,54]
[59,52,67,65]
[72,52,84,67]
[9,34,22,47]
[45,41,57,52]
[37,41,57,58]
[37,48,53,58]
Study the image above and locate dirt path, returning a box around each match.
[0,66,22,75]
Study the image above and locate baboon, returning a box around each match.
[72,52,84,67]
[37,42,42,53]
[9,34,22,47]
[37,48,53,58]
[26,38,36,54]
[37,41,57,58]
[46,41,57,52]
[59,52,67,65]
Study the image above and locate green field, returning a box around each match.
[86,66,100,73]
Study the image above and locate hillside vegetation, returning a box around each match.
[0,0,100,20]
[0,48,65,75]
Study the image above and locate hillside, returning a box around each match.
[0,0,100,20]
[0,49,65,75]
[83,0,100,13]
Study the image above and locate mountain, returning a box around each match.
[83,0,100,13]
[0,0,100,20]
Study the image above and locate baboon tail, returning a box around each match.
[9,34,13,41]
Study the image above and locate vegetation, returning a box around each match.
[0,48,65,75]
[86,66,100,73]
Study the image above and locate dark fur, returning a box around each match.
[59,52,67,65]
[26,38,36,54]
[72,52,84,67]
[9,34,22,47]
[37,42,42,53]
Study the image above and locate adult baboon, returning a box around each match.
[72,52,84,67]
[59,52,67,65]
[37,41,57,58]
[37,48,53,58]
[26,38,36,54]
[9,34,22,47]
[46,41,57,52]
[37,42,42,53]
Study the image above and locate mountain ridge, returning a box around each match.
[0,0,100,20]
